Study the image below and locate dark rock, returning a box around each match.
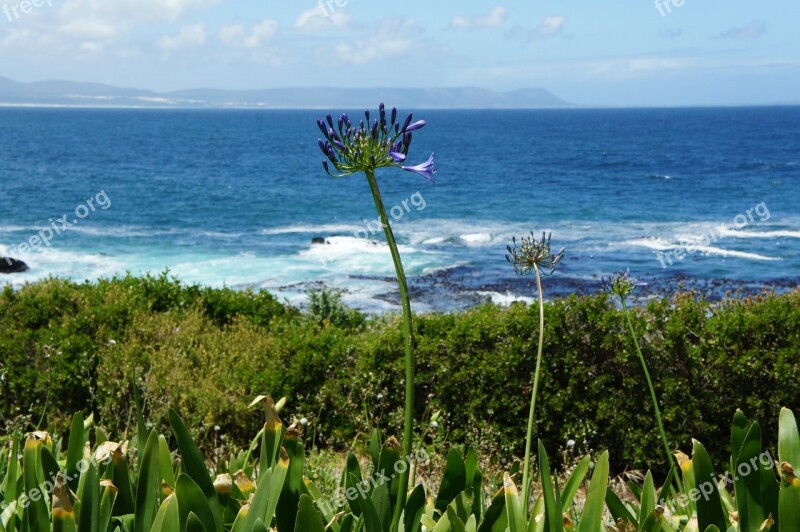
[311,237,328,245]
[0,257,29,274]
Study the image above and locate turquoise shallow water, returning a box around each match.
[1,107,798,311]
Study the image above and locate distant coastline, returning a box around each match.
[0,75,574,109]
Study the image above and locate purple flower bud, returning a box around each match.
[371,119,378,139]
[403,132,412,148]
[365,110,370,123]
[379,103,386,123]
[317,120,330,138]
[401,113,413,132]
[322,160,330,174]
[405,120,427,132]
[390,151,407,162]
[326,114,334,129]
[370,155,376,167]
[391,107,397,125]
[321,141,336,163]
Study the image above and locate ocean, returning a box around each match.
[1,107,798,312]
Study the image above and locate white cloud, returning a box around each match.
[0,0,219,57]
[158,23,207,50]
[451,6,507,29]
[219,19,278,48]
[335,17,422,64]
[530,15,567,40]
[55,0,219,40]
[714,21,767,40]
[295,5,351,32]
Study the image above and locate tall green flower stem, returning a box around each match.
[365,170,415,528]
[620,296,684,494]
[521,264,545,513]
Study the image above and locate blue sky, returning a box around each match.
[0,0,797,106]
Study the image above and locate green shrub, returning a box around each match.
[1,277,799,474]
[305,287,365,329]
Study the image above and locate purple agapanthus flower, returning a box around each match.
[316,104,436,181]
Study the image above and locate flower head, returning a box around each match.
[317,104,436,181]
[602,269,647,300]
[506,232,565,276]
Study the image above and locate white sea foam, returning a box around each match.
[623,238,781,262]
[716,228,800,240]
[477,291,536,306]
[460,233,493,245]
[260,223,362,236]
[688,246,781,261]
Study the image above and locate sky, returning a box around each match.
[0,0,798,106]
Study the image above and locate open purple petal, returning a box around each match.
[401,153,437,182]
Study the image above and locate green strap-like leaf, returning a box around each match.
[537,441,561,532]
[23,437,50,532]
[176,474,218,532]
[134,430,160,532]
[576,451,609,532]
[111,447,136,517]
[779,408,800,474]
[65,413,85,492]
[436,448,467,514]
[779,477,800,532]
[478,488,507,532]
[294,494,326,532]
[604,488,637,527]
[76,460,100,532]
[560,455,590,514]
[158,435,176,488]
[404,484,426,532]
[168,410,216,500]
[638,471,656,527]
[733,421,765,531]
[503,473,526,532]
[692,440,727,532]
[150,494,180,531]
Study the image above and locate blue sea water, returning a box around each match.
[1,107,798,312]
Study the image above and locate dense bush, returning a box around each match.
[1,274,799,474]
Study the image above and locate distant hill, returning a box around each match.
[0,76,573,109]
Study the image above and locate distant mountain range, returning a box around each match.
[0,76,572,109]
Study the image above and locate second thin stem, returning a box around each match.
[521,265,545,515]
